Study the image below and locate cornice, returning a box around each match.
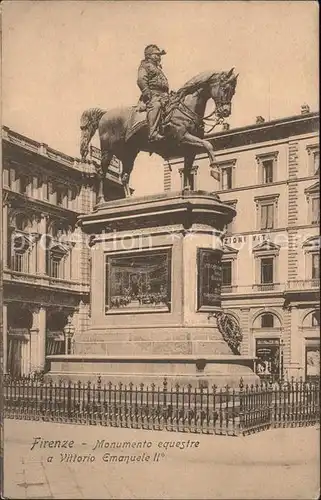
[3,188,80,220]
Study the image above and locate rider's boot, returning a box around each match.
[147,103,164,142]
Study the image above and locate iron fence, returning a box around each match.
[3,375,320,436]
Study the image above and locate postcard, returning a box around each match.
[1,1,319,499]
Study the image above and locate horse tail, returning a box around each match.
[80,107,107,160]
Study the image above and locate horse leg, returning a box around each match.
[181,132,220,181]
[121,151,137,198]
[182,153,196,191]
[97,151,113,203]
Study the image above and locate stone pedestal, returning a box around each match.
[47,191,258,388]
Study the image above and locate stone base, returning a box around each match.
[46,354,259,389]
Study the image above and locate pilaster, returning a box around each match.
[282,306,292,373]
[3,304,8,373]
[2,202,9,268]
[30,307,47,371]
[287,141,299,280]
[37,214,48,275]
[240,308,250,355]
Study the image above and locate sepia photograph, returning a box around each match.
[0,1,319,499]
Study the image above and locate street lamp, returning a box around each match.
[63,317,75,355]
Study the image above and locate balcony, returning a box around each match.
[88,146,121,177]
[252,283,280,292]
[221,285,238,294]
[3,268,89,294]
[286,279,320,291]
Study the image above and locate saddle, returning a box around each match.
[125,105,148,142]
[125,92,179,142]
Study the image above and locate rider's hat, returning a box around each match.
[144,44,166,58]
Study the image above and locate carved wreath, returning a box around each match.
[215,312,243,355]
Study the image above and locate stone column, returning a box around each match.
[30,307,46,371]
[3,304,8,373]
[37,214,47,275]
[21,338,30,376]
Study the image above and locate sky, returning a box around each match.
[2,1,319,195]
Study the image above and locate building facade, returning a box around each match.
[164,108,320,380]
[2,127,123,377]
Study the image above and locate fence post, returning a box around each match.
[239,377,244,435]
[268,378,274,427]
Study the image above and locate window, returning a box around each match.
[56,188,63,206]
[19,175,29,195]
[307,145,320,176]
[32,176,39,198]
[305,182,319,225]
[262,159,273,184]
[313,151,319,175]
[179,165,199,191]
[51,257,61,278]
[260,203,274,229]
[42,179,50,200]
[223,200,237,234]
[312,311,320,327]
[256,152,278,184]
[9,169,15,188]
[221,167,233,190]
[311,196,320,224]
[261,313,274,328]
[46,253,65,278]
[216,159,236,191]
[255,338,280,381]
[10,234,31,273]
[222,261,232,286]
[255,195,279,231]
[15,214,31,231]
[3,168,10,187]
[261,258,273,284]
[46,243,68,279]
[312,253,319,280]
[56,187,68,208]
[56,187,68,207]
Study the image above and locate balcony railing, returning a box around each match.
[88,146,121,174]
[3,268,89,293]
[221,285,238,294]
[286,279,320,291]
[252,283,280,292]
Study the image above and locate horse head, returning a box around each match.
[207,68,238,119]
[80,108,107,161]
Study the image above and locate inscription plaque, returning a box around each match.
[105,249,171,313]
[197,248,222,310]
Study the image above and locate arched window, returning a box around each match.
[253,312,281,330]
[10,214,33,273]
[261,313,274,328]
[15,214,32,231]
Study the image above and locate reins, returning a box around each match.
[173,93,225,133]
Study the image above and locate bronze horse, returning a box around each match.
[80,68,238,201]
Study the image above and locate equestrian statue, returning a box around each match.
[80,44,238,201]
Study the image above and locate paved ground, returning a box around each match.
[3,419,320,499]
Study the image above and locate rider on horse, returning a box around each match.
[137,44,170,142]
